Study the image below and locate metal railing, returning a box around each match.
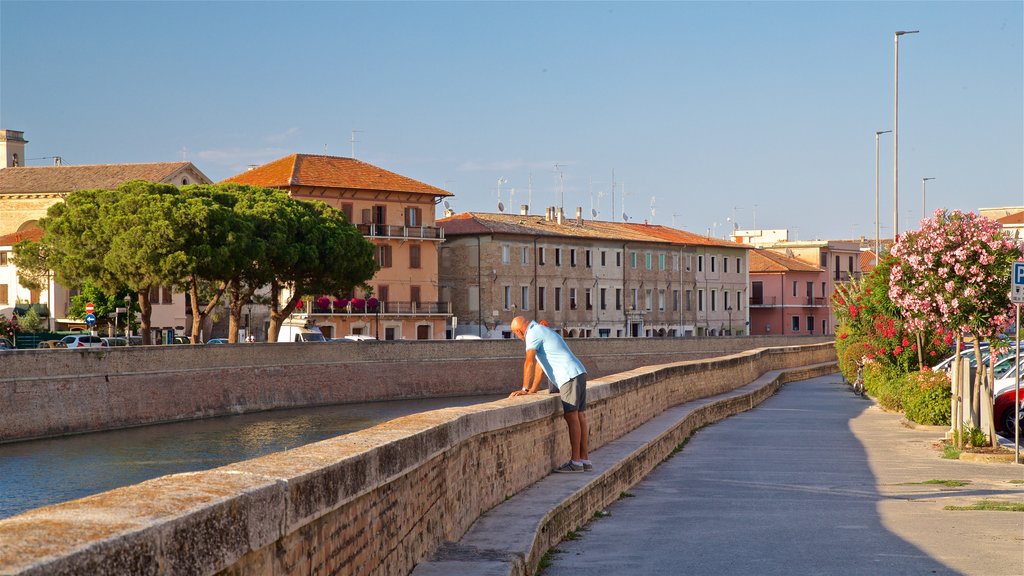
[311,301,451,316]
[356,224,444,240]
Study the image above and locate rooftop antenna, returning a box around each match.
[497,177,508,212]
[527,173,534,213]
[554,163,566,210]
[350,129,363,158]
[753,204,758,229]
[179,146,188,160]
[672,213,680,227]
[650,196,657,221]
[621,181,633,222]
[610,169,616,222]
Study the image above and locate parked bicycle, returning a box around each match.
[851,360,865,396]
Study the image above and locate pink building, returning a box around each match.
[747,249,829,336]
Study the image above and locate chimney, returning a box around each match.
[443,208,454,218]
[575,207,583,225]
[520,204,529,216]
[53,156,62,166]
[556,208,564,225]
[0,129,27,169]
[545,207,552,222]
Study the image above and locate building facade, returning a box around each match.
[222,154,452,340]
[0,129,211,338]
[747,249,829,336]
[733,229,862,336]
[438,209,749,338]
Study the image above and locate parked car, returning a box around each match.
[454,335,482,340]
[277,318,326,343]
[101,337,128,347]
[994,386,1023,438]
[339,334,377,342]
[172,336,193,345]
[206,338,230,344]
[37,340,67,349]
[0,337,14,350]
[60,335,107,349]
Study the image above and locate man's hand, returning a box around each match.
[508,389,531,398]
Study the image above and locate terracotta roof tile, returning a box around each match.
[997,211,1024,225]
[0,228,43,246]
[438,212,747,248]
[0,162,208,194]
[221,154,452,197]
[749,249,823,273]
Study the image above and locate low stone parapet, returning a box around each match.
[0,343,835,575]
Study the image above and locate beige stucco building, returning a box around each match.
[0,129,211,337]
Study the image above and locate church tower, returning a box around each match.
[0,129,28,168]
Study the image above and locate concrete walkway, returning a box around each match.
[544,374,1024,576]
[415,372,1024,576]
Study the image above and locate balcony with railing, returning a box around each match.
[357,224,444,241]
[749,296,828,308]
[306,299,451,317]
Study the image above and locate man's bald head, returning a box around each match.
[510,316,528,339]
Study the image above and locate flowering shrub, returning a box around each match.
[367,297,379,310]
[0,314,17,341]
[902,370,952,425]
[889,209,1021,337]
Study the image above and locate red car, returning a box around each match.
[994,386,1023,438]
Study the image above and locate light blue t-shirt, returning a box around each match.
[524,321,586,389]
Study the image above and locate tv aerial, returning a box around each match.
[591,208,598,218]
[443,200,451,210]
[498,201,505,213]
[622,212,630,222]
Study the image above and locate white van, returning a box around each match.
[277,318,326,343]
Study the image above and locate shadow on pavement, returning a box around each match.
[544,376,965,576]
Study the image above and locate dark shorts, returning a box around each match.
[551,374,587,413]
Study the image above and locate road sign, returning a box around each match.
[85,313,96,326]
[85,302,95,314]
[1013,261,1024,305]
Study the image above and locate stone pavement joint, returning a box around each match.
[411,361,838,576]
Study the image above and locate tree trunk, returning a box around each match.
[188,277,226,344]
[138,288,153,345]
[972,340,984,430]
[226,279,255,344]
[982,337,996,447]
[266,281,303,343]
[952,335,963,448]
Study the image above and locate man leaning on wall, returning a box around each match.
[508,316,591,473]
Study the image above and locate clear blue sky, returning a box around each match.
[2,1,1021,241]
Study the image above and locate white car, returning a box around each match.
[61,335,108,349]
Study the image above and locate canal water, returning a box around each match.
[0,394,502,520]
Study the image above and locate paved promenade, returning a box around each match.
[545,375,1024,576]
[416,372,1023,576]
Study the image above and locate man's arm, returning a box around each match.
[510,348,540,397]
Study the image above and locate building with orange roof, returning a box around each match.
[0,129,211,336]
[222,154,453,340]
[733,228,863,336]
[437,207,750,338]
[747,249,831,336]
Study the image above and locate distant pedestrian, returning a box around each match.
[508,316,591,473]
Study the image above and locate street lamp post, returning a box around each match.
[874,130,892,262]
[124,295,132,346]
[921,177,935,220]
[725,305,733,336]
[893,30,919,239]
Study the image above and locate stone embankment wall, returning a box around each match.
[0,336,827,443]
[0,343,835,576]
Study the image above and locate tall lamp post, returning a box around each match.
[874,130,892,263]
[123,295,132,346]
[921,177,935,220]
[893,30,919,239]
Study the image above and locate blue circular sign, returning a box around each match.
[85,313,96,326]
